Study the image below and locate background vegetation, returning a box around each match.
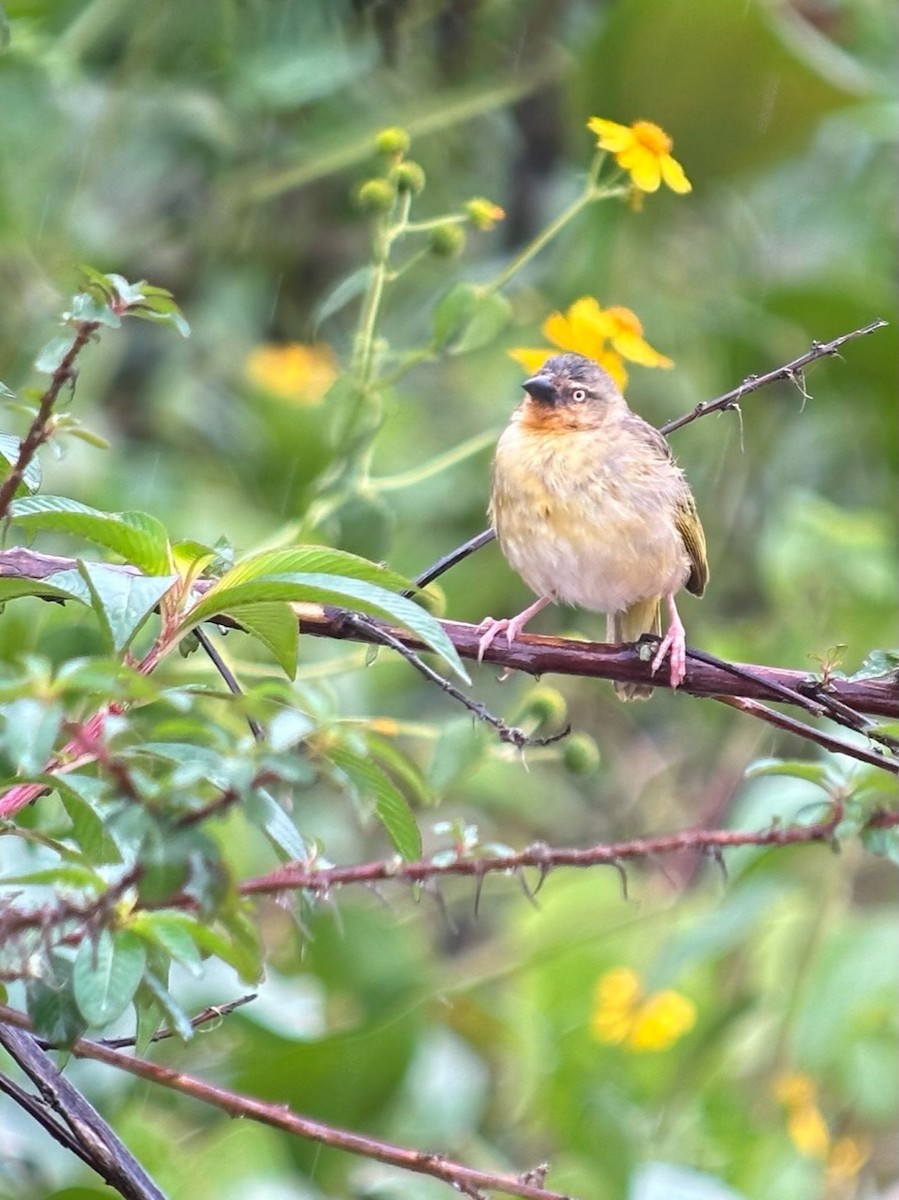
[0,2,896,1199]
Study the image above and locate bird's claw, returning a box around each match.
[650,624,687,689]
[476,616,509,663]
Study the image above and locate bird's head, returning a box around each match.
[519,353,624,429]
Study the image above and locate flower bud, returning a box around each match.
[466,197,505,230]
[374,126,411,157]
[428,223,466,257]
[390,160,426,195]
[355,178,395,213]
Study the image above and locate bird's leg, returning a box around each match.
[476,595,552,663]
[650,594,687,689]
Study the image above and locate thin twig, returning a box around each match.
[0,320,100,519]
[339,610,569,747]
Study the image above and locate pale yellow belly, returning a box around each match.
[491,431,690,614]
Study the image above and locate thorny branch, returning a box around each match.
[0,1005,570,1200]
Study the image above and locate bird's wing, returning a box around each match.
[626,414,709,597]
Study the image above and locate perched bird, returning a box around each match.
[477,352,707,699]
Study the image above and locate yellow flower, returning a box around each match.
[245,343,337,405]
[786,1104,830,1159]
[588,117,692,195]
[590,967,696,1052]
[466,197,506,230]
[508,296,672,392]
[826,1136,870,1183]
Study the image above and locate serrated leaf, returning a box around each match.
[183,571,468,682]
[9,496,171,574]
[203,546,413,596]
[73,929,146,1027]
[329,743,422,860]
[0,433,41,493]
[313,265,372,330]
[77,560,178,653]
[233,601,299,678]
[0,576,75,604]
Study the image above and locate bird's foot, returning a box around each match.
[476,596,552,663]
[650,605,687,689]
[476,616,511,663]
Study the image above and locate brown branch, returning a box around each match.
[241,809,875,897]
[0,320,100,519]
[658,318,888,436]
[0,1005,571,1200]
[0,1023,167,1200]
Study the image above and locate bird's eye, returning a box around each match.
[571,388,587,402]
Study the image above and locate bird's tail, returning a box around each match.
[607,599,661,702]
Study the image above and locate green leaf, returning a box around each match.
[0,864,106,889]
[233,601,299,678]
[129,912,204,976]
[9,496,171,574]
[367,732,435,808]
[58,781,123,865]
[448,287,512,355]
[0,698,63,774]
[73,929,147,1027]
[329,743,422,860]
[26,955,87,1046]
[77,560,178,653]
[244,787,310,861]
[432,282,479,347]
[313,265,373,330]
[744,758,832,786]
[141,970,194,1041]
[849,648,899,682]
[0,576,76,605]
[203,545,414,596]
[0,433,41,493]
[184,571,468,682]
[34,335,77,374]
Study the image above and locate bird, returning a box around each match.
[477,352,708,700]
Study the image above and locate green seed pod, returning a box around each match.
[390,160,426,195]
[517,685,568,728]
[355,178,396,213]
[562,732,601,776]
[375,126,411,156]
[428,223,466,258]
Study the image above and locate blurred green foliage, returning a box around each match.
[1,2,897,1199]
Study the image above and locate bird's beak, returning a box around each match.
[522,374,557,404]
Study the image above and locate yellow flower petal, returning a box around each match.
[596,349,628,391]
[826,1136,870,1182]
[660,154,692,194]
[775,1073,818,1110]
[507,347,554,376]
[631,120,673,156]
[611,330,673,369]
[628,990,696,1051]
[618,144,662,193]
[787,1105,830,1158]
[245,343,336,405]
[594,967,641,1007]
[587,117,634,153]
[591,1008,635,1044]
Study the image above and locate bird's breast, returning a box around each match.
[489,422,691,613]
